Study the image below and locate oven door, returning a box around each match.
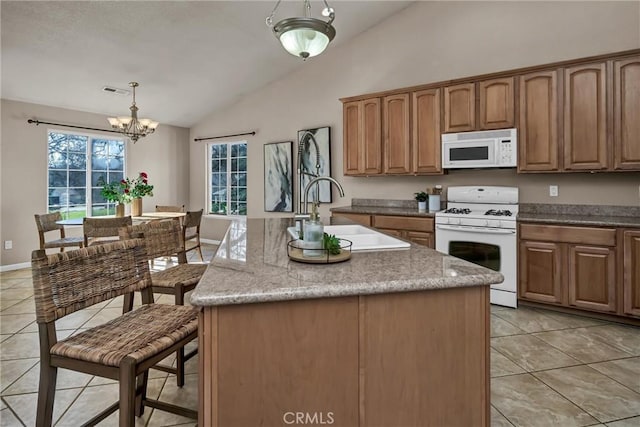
[442,139,496,169]
[435,224,516,295]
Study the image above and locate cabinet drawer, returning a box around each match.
[332,213,372,227]
[520,223,616,246]
[373,215,434,232]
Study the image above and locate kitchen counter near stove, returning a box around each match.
[330,198,440,217]
[518,204,640,228]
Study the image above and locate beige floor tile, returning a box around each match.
[0,298,35,315]
[0,358,38,393]
[0,332,40,360]
[148,373,199,426]
[0,335,11,343]
[540,310,606,329]
[491,315,525,337]
[491,335,580,372]
[492,348,526,378]
[54,308,100,330]
[81,307,126,328]
[493,307,569,333]
[0,313,36,335]
[3,388,81,426]
[0,407,23,426]
[492,374,597,427]
[491,304,512,313]
[491,405,514,427]
[3,364,93,396]
[0,289,33,301]
[589,357,640,393]
[0,269,31,279]
[606,416,640,427]
[582,325,640,356]
[534,365,640,423]
[0,399,6,410]
[0,299,21,311]
[533,328,633,364]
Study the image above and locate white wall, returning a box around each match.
[190,1,640,219]
[0,99,190,267]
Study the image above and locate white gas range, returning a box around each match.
[435,186,518,308]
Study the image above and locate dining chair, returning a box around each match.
[119,219,206,387]
[83,216,133,247]
[34,212,84,252]
[31,240,198,427]
[183,209,204,262]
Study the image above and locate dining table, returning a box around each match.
[55,212,186,226]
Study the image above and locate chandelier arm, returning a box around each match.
[322,0,335,24]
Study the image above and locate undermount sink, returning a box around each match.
[286,224,410,252]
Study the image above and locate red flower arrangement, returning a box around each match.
[121,172,154,200]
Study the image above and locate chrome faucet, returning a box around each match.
[294,176,345,234]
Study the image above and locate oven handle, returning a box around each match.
[436,224,516,234]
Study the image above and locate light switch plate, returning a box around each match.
[4,240,12,250]
[549,185,558,197]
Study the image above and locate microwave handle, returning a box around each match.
[436,224,516,235]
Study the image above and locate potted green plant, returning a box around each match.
[98,177,127,217]
[414,191,428,211]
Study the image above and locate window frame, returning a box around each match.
[47,128,126,219]
[206,140,247,218]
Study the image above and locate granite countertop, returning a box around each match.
[517,204,640,228]
[189,218,502,307]
[331,205,437,217]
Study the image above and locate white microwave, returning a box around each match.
[442,128,517,169]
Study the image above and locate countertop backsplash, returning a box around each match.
[519,203,640,218]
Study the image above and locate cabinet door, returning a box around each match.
[412,88,442,174]
[519,240,563,304]
[479,77,515,130]
[343,101,363,175]
[383,94,411,174]
[362,98,382,174]
[563,63,608,170]
[332,212,372,227]
[568,245,616,313]
[614,56,640,170]
[406,231,434,248]
[444,83,475,133]
[518,70,560,172]
[623,230,640,317]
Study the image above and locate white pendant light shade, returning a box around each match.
[267,1,336,60]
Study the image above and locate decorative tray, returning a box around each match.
[287,239,352,264]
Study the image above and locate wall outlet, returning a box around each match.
[549,185,559,197]
[4,240,12,250]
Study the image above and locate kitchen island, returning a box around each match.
[190,218,503,427]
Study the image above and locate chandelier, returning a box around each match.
[266,0,336,60]
[107,82,159,143]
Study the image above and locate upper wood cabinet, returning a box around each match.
[343,98,382,176]
[412,88,443,174]
[614,56,640,170]
[563,62,608,170]
[518,70,560,172]
[383,94,411,174]
[479,77,515,130]
[443,83,475,133]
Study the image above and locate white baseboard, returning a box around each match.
[0,262,31,272]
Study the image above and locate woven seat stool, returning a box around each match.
[31,240,198,427]
[34,212,84,252]
[120,220,206,387]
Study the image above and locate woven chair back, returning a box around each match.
[34,212,64,233]
[155,205,184,213]
[83,216,133,239]
[119,219,184,261]
[183,209,203,229]
[31,239,150,323]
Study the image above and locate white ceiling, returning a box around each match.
[1,0,413,128]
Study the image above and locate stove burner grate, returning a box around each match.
[443,208,471,214]
[485,209,513,216]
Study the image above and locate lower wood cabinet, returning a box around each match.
[623,229,640,317]
[332,213,435,248]
[519,223,619,315]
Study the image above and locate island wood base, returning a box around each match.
[198,285,490,426]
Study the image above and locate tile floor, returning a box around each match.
[1,245,639,426]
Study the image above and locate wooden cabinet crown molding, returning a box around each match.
[339,49,640,104]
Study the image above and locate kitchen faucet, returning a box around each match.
[294,176,345,234]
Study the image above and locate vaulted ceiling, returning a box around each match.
[1,1,413,127]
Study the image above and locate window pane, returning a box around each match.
[231,144,238,157]
[208,142,247,217]
[48,170,67,187]
[238,144,247,157]
[67,152,86,169]
[69,171,86,187]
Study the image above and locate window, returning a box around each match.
[48,131,125,219]
[208,141,247,216]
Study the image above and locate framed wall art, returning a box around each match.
[264,141,293,212]
[297,126,332,204]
